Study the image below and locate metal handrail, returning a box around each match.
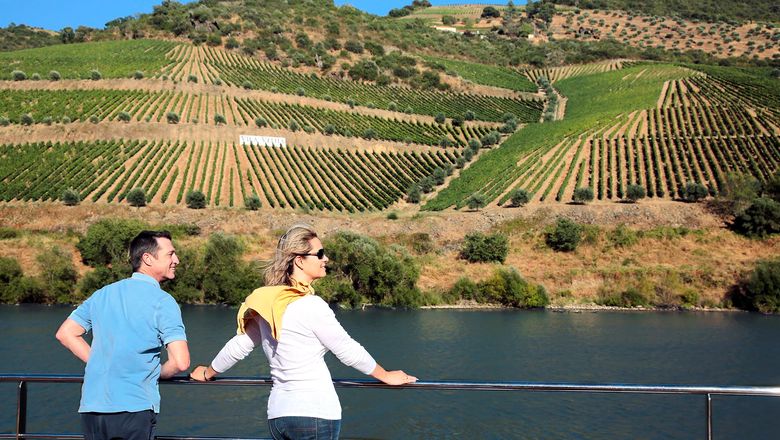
[2,374,779,440]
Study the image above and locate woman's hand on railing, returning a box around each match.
[370,364,417,386]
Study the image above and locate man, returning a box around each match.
[56,230,190,440]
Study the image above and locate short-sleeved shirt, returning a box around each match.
[69,272,187,414]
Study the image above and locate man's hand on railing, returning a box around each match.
[189,365,216,381]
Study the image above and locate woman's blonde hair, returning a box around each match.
[264,223,318,286]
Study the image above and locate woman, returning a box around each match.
[190,223,417,440]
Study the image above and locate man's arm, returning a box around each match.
[160,340,190,379]
[55,318,91,363]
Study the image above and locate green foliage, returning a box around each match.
[78,265,128,298]
[625,184,646,203]
[460,232,509,263]
[133,70,144,80]
[166,111,180,124]
[61,188,81,206]
[481,6,501,18]
[682,182,709,203]
[186,190,206,209]
[36,247,79,303]
[573,187,594,204]
[599,287,650,308]
[214,113,226,125]
[510,188,530,207]
[118,111,132,122]
[435,113,446,124]
[0,40,176,80]
[255,117,268,127]
[0,227,19,239]
[90,70,102,80]
[608,224,639,248]
[731,259,780,314]
[126,187,147,207]
[324,231,421,307]
[477,267,548,308]
[731,197,780,238]
[244,195,261,210]
[20,114,33,125]
[715,173,762,216]
[466,192,486,210]
[406,185,421,203]
[201,234,262,304]
[546,218,583,252]
[448,276,479,301]
[76,218,147,267]
[0,257,24,303]
[12,70,26,81]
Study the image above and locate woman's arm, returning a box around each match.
[190,318,262,381]
[310,299,417,385]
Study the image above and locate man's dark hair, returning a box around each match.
[130,231,172,272]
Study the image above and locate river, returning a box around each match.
[1,305,778,439]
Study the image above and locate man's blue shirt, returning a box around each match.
[69,273,186,413]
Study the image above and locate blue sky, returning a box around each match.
[3,1,507,31]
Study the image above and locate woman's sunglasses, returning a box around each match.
[296,248,326,260]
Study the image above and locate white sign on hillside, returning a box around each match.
[240,135,287,147]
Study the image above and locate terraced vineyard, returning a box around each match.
[422,55,538,92]
[0,139,456,211]
[0,89,492,147]
[172,46,544,122]
[0,40,176,80]
[523,60,635,83]
[426,63,780,209]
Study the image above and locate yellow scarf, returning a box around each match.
[236,278,314,340]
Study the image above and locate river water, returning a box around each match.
[1,305,778,439]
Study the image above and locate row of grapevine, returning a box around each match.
[193,46,543,123]
[523,60,634,84]
[0,89,495,147]
[0,140,458,210]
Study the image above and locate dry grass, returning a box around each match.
[2,201,777,306]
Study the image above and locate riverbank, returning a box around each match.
[0,201,777,309]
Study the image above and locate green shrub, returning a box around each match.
[12,70,26,81]
[0,117,9,126]
[61,188,81,206]
[90,70,102,80]
[214,114,226,125]
[2,276,46,304]
[324,231,421,307]
[314,275,361,308]
[0,227,19,239]
[49,70,61,81]
[76,219,147,267]
[682,182,709,202]
[386,211,398,220]
[730,259,780,313]
[188,74,198,83]
[406,185,421,203]
[0,257,24,303]
[573,187,594,204]
[510,189,530,207]
[186,190,207,209]
[599,287,650,307]
[435,113,446,124]
[466,192,486,211]
[608,224,638,248]
[460,232,509,263]
[20,114,34,125]
[31,73,41,81]
[255,117,268,128]
[118,111,132,122]
[625,184,646,203]
[546,218,583,252]
[449,277,479,301]
[126,188,147,207]
[166,112,180,124]
[201,234,262,304]
[78,265,128,298]
[89,115,99,124]
[731,197,780,237]
[36,247,79,303]
[243,80,254,90]
[477,267,548,308]
[133,70,144,80]
[245,195,261,210]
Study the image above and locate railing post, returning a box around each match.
[16,381,27,440]
[706,393,712,440]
